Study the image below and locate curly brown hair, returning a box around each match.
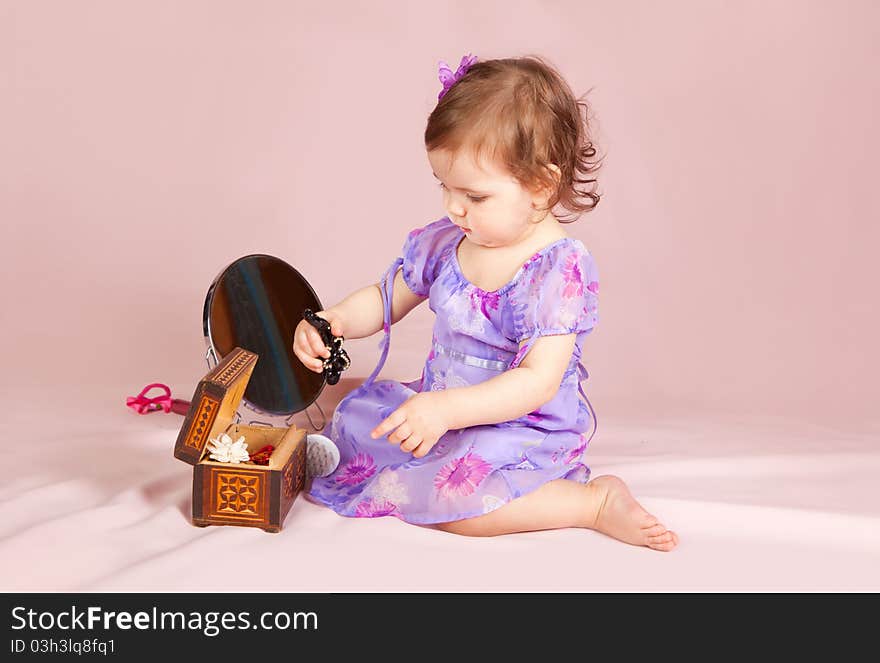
[424,54,604,224]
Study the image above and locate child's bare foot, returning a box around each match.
[586,475,678,552]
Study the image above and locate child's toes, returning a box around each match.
[648,530,678,551]
[643,523,667,538]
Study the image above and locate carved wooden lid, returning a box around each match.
[172,347,258,466]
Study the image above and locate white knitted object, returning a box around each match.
[306,434,340,478]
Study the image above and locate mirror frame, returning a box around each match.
[201,253,327,429]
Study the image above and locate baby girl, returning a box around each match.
[294,53,677,552]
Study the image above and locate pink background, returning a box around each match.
[2,1,878,591]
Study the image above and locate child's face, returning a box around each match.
[427,147,554,249]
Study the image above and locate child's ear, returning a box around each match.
[545,163,561,189]
[531,163,561,211]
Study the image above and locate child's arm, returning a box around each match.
[437,333,579,429]
[324,267,427,340]
[370,333,578,456]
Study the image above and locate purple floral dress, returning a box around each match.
[305,216,600,525]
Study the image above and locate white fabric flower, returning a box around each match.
[364,469,411,506]
[447,308,487,337]
[206,432,250,464]
[429,364,469,391]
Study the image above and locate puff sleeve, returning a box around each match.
[399,217,459,297]
[508,241,599,367]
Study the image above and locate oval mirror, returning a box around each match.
[202,254,326,427]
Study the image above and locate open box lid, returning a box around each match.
[173,346,259,466]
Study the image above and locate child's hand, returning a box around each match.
[370,392,450,458]
[293,309,344,373]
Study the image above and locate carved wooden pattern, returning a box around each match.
[185,395,220,449]
[208,469,266,522]
[214,349,254,387]
[283,445,307,499]
[283,462,295,499]
[295,450,306,492]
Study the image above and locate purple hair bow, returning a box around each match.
[438,53,477,100]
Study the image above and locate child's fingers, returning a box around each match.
[411,439,433,458]
[295,325,323,359]
[293,328,326,372]
[389,422,414,446]
[307,329,331,359]
[292,335,308,364]
[371,410,406,439]
[317,310,343,338]
[295,347,323,373]
[399,432,422,453]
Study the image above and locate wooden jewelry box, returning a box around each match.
[173,347,308,532]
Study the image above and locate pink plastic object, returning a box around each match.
[126,383,191,416]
